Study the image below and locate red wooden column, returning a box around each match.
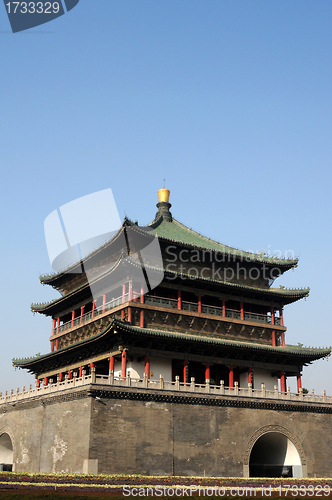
[52,319,56,336]
[109,356,115,373]
[229,365,234,388]
[271,306,276,346]
[59,373,63,382]
[297,372,302,392]
[140,310,144,327]
[240,301,244,320]
[281,331,285,347]
[280,370,286,393]
[121,351,127,379]
[144,355,150,379]
[205,362,210,382]
[178,290,181,310]
[128,306,132,324]
[92,300,96,318]
[80,306,84,323]
[128,270,133,323]
[79,366,83,379]
[280,308,285,346]
[128,282,132,322]
[198,294,202,313]
[121,284,126,319]
[279,308,284,326]
[248,367,252,384]
[71,310,75,327]
[102,294,106,313]
[56,317,60,335]
[68,370,73,380]
[140,287,144,327]
[44,377,48,387]
[55,338,59,350]
[51,341,54,352]
[222,298,226,317]
[183,359,188,383]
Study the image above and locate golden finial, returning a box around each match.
[158,187,170,203]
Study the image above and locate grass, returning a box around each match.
[0,496,293,500]
[1,472,331,499]
[0,494,328,499]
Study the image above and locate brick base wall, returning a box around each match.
[1,384,331,477]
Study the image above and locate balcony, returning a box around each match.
[52,293,285,349]
[55,295,281,335]
[56,294,128,335]
[0,373,329,406]
[144,296,282,325]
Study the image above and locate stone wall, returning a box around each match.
[1,384,332,477]
[88,386,332,477]
[0,388,91,473]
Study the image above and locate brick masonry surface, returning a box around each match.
[1,384,331,476]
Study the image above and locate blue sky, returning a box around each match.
[1,1,332,395]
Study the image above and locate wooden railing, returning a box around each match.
[145,296,281,325]
[56,294,128,334]
[54,295,282,336]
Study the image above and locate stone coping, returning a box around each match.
[0,374,330,406]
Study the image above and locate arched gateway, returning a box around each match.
[0,432,14,471]
[244,426,306,478]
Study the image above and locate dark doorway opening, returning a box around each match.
[249,432,301,478]
[0,434,13,472]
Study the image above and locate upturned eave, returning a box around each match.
[13,318,330,371]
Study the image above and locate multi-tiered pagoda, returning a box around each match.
[14,189,329,394]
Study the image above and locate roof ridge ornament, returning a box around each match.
[158,187,170,203]
[155,187,172,222]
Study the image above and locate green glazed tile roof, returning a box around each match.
[13,320,115,366]
[120,321,330,358]
[31,255,309,314]
[149,217,297,266]
[13,318,330,367]
[39,201,298,286]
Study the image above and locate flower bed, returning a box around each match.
[0,472,332,498]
